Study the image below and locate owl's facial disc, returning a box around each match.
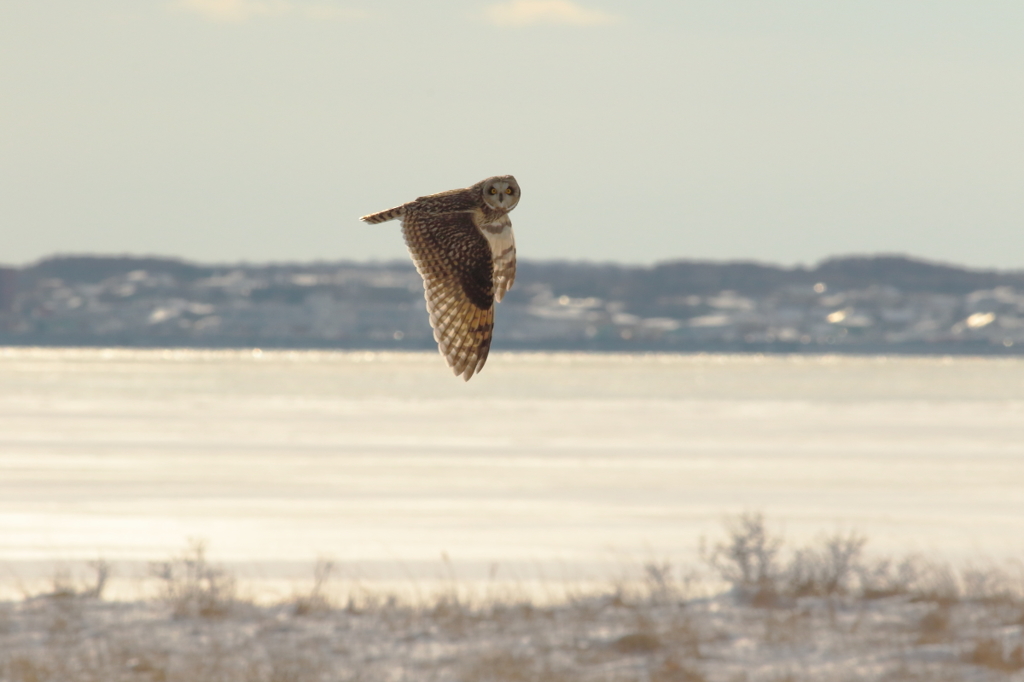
[483,177,520,211]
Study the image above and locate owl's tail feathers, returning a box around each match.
[360,205,406,224]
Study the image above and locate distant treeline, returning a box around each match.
[6,253,1024,303]
[3,253,1024,354]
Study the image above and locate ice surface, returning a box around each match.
[1,349,1023,597]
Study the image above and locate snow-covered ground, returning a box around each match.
[1,349,1023,679]
[3,524,1023,682]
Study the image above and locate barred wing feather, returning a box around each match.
[401,212,495,381]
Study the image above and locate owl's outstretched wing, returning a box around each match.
[402,211,495,381]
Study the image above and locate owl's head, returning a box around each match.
[480,175,520,212]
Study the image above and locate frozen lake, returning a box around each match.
[1,348,1022,598]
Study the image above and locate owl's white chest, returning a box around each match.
[478,215,516,302]
[479,215,513,254]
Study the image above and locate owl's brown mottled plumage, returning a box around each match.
[360,176,520,381]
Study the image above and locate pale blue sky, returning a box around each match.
[2,1,1023,268]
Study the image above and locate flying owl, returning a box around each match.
[360,175,520,381]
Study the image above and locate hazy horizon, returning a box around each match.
[4,2,1024,269]
[7,248,1024,274]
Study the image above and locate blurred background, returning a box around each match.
[3,6,1024,676]
[3,0,1024,268]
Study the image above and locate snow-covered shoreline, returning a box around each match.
[4,517,1023,682]
[4,569,1022,681]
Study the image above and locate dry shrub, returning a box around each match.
[149,539,239,619]
[249,642,331,682]
[489,601,546,625]
[916,605,951,644]
[858,555,965,605]
[704,512,783,606]
[460,650,579,682]
[659,615,705,659]
[909,562,961,606]
[13,561,113,646]
[1,638,166,682]
[961,563,1023,605]
[0,621,335,682]
[643,560,679,604]
[762,607,814,646]
[38,560,110,601]
[785,532,866,597]
[292,558,334,617]
[428,591,479,637]
[706,514,867,605]
[651,656,707,682]
[876,662,966,682]
[2,656,52,682]
[164,637,245,681]
[612,631,661,654]
[965,637,1024,672]
[120,650,171,682]
[858,556,924,600]
[706,513,1011,608]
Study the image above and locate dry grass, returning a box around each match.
[291,558,335,618]
[2,517,1023,682]
[916,604,952,643]
[703,513,1024,610]
[966,638,1024,673]
[704,511,784,606]
[149,539,240,619]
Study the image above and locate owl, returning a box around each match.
[360,175,520,381]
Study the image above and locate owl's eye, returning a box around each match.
[505,188,514,195]
[489,188,497,195]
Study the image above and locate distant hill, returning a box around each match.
[12,254,405,288]
[12,253,1024,298]
[16,255,212,287]
[3,253,1023,354]
[516,255,1024,299]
